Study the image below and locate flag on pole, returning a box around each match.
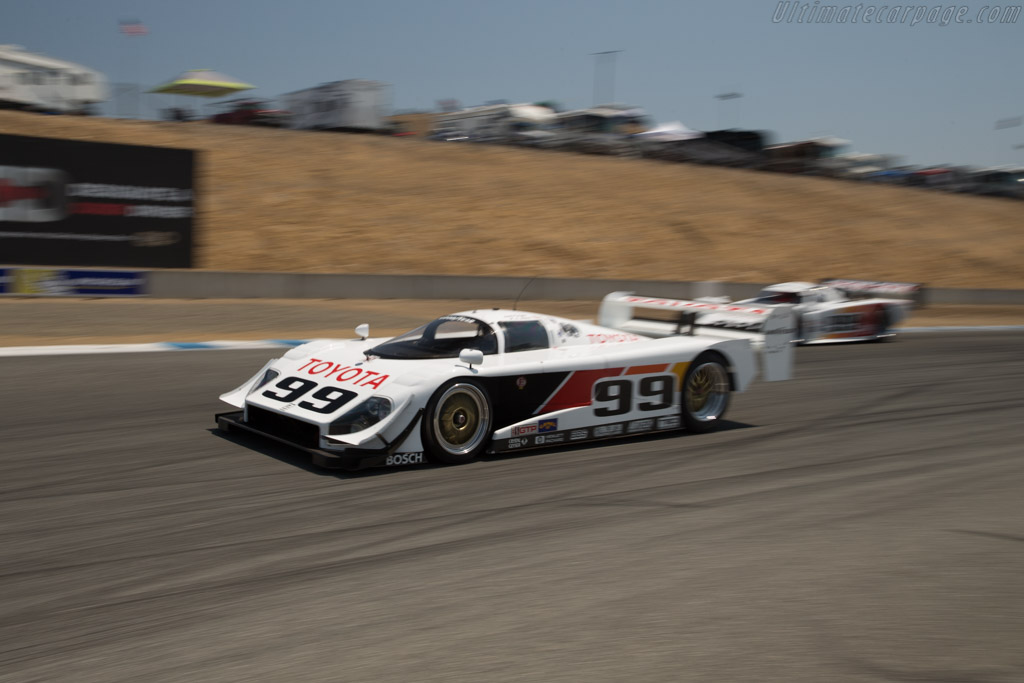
[119,19,148,36]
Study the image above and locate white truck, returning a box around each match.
[0,45,107,114]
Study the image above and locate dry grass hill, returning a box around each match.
[2,110,1022,288]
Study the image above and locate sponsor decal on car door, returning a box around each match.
[491,362,691,451]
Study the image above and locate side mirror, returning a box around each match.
[355,323,369,340]
[459,348,484,368]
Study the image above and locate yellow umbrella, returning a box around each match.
[149,69,255,97]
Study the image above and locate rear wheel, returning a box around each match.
[422,380,492,464]
[871,306,891,342]
[681,353,731,433]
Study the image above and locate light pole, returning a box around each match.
[591,50,622,106]
[715,92,743,129]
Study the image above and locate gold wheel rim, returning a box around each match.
[685,362,728,421]
[439,394,480,446]
[433,383,490,455]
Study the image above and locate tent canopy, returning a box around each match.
[149,69,255,97]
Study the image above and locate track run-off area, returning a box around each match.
[1,331,1023,682]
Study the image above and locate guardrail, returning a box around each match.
[4,267,1024,306]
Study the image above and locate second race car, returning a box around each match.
[669,278,923,344]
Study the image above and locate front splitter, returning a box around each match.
[216,411,399,471]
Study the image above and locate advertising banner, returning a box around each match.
[0,267,146,296]
[0,134,194,268]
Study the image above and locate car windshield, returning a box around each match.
[369,315,498,359]
[746,290,800,305]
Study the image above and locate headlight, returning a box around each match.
[328,396,393,435]
[248,368,279,394]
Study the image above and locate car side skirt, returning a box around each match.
[490,414,685,453]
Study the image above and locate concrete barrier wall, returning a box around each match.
[5,266,1022,305]
[146,271,769,302]
[145,271,1024,305]
[925,287,1024,306]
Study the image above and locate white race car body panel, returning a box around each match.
[218,303,795,469]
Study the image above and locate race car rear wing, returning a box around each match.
[598,292,796,381]
[820,278,926,307]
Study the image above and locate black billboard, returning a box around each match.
[0,133,194,268]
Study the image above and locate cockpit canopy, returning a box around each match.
[747,290,801,305]
[742,282,842,306]
[368,314,552,359]
[369,316,497,359]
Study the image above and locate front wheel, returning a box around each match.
[681,353,731,433]
[422,380,493,464]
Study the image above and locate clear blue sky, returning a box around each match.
[6,0,1023,167]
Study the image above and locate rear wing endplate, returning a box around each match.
[598,292,796,381]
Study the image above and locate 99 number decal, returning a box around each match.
[593,375,675,417]
[262,376,358,414]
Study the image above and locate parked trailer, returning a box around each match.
[0,45,107,113]
[281,79,390,131]
[433,103,556,144]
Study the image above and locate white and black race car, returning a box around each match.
[669,279,923,345]
[216,295,795,470]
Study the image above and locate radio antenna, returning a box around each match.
[512,277,537,311]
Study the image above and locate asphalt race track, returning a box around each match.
[2,332,1022,682]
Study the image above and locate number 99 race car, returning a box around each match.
[216,294,796,470]
[686,279,923,344]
